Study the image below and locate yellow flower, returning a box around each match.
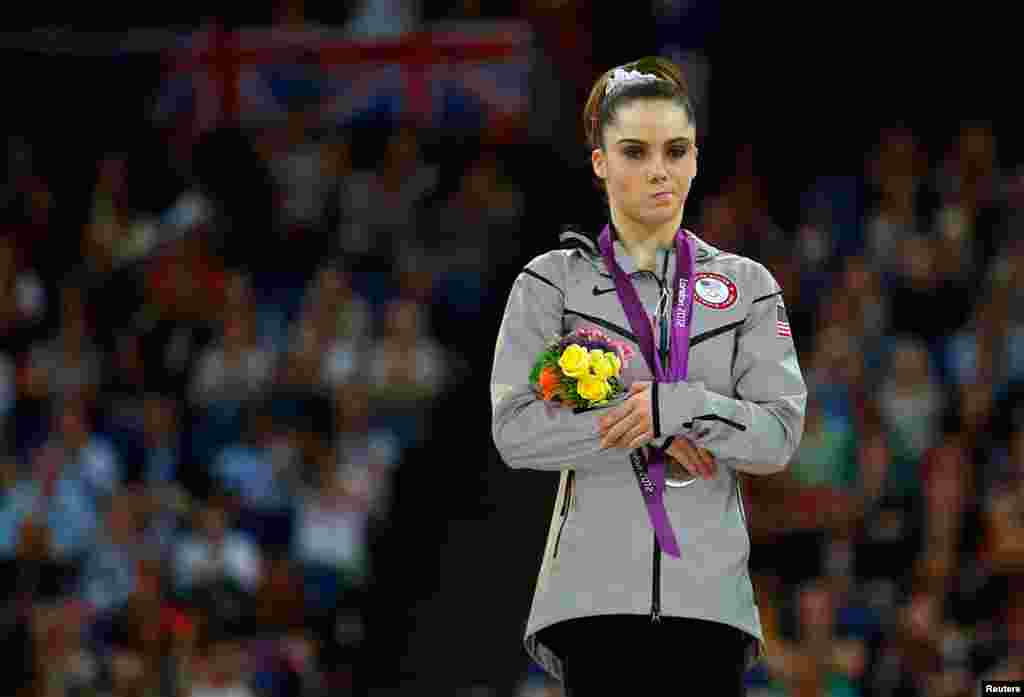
[577,375,611,402]
[558,344,591,378]
[606,352,621,378]
[589,349,620,380]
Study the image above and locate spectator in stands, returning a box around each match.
[294,449,371,610]
[303,265,372,350]
[836,254,890,352]
[250,550,307,634]
[184,619,257,697]
[369,297,451,406]
[870,580,948,696]
[863,125,927,277]
[3,442,98,565]
[0,234,46,351]
[48,396,123,504]
[297,264,372,389]
[28,284,103,404]
[2,138,58,281]
[786,401,858,500]
[722,143,789,261]
[266,102,333,272]
[933,122,1006,271]
[334,122,438,268]
[86,153,162,268]
[332,379,402,517]
[696,192,744,257]
[97,556,190,697]
[210,404,298,549]
[100,332,150,450]
[946,281,1024,400]
[191,311,275,408]
[80,490,148,614]
[277,314,330,393]
[174,495,262,597]
[133,393,190,551]
[140,235,223,397]
[27,599,97,697]
[888,234,973,353]
[426,147,525,278]
[189,308,274,466]
[763,577,867,697]
[877,336,946,463]
[802,323,867,437]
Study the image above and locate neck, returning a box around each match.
[609,207,683,271]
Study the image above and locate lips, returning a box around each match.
[652,192,673,200]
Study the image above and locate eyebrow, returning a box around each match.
[616,137,692,146]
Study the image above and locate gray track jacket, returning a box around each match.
[490,226,807,682]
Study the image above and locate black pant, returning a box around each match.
[537,614,751,696]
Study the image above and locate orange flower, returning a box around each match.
[539,366,561,400]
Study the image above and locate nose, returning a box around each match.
[648,155,668,182]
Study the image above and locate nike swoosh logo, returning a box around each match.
[592,286,617,296]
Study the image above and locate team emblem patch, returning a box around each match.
[693,273,738,310]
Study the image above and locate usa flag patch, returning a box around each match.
[777,303,792,337]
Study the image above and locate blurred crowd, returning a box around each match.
[698,123,1023,697]
[1,96,498,695]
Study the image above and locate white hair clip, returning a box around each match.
[605,67,663,96]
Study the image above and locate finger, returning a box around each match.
[685,442,712,477]
[667,441,702,478]
[698,447,718,477]
[665,441,701,478]
[681,439,714,479]
[669,448,703,479]
[598,400,635,433]
[608,422,645,449]
[696,446,716,479]
[601,413,640,448]
[670,438,711,479]
[627,431,654,449]
[621,423,653,450]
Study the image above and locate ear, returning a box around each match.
[591,147,607,181]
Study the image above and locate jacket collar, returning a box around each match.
[558,221,720,277]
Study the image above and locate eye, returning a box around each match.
[623,147,644,159]
[669,146,688,159]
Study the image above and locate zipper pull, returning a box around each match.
[651,607,661,623]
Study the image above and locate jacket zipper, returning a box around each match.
[553,470,574,558]
[651,250,671,623]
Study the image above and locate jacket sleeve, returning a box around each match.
[490,253,634,474]
[657,261,807,474]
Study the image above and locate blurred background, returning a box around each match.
[2,1,1023,695]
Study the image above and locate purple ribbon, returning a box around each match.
[598,223,695,559]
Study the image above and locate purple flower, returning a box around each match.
[553,327,634,364]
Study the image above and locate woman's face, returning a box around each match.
[592,98,697,231]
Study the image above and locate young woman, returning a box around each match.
[490,57,808,694]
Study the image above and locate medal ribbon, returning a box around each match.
[597,223,695,558]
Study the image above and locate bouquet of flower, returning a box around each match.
[530,327,636,409]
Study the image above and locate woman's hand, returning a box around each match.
[595,382,716,479]
[596,381,654,449]
[665,436,717,480]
